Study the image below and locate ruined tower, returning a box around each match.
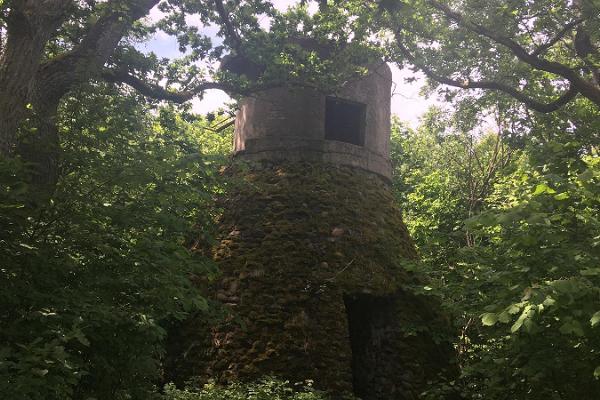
[171,64,455,399]
[233,63,393,180]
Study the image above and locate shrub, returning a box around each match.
[162,378,337,400]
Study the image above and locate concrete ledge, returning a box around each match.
[234,136,392,182]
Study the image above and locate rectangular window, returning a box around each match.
[325,97,366,146]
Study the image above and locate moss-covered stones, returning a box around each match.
[170,160,455,399]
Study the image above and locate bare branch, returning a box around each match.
[206,118,235,132]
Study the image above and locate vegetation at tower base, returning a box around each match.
[167,160,458,399]
[162,378,336,400]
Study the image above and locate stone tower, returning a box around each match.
[170,64,456,399]
[233,63,393,181]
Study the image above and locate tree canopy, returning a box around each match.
[387,0,600,111]
[1,1,599,399]
[2,0,598,169]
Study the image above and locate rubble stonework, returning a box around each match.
[167,64,457,399]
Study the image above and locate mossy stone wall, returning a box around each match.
[170,161,455,399]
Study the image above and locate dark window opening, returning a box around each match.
[344,294,401,400]
[325,97,366,146]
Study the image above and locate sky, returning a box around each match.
[140,0,439,128]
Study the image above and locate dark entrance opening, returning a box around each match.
[325,97,366,146]
[344,293,401,400]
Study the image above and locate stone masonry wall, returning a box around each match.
[167,161,456,399]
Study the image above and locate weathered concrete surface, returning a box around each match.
[233,63,393,180]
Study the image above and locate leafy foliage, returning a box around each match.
[462,152,600,399]
[162,378,336,400]
[0,85,229,400]
[2,1,600,399]
[382,0,600,112]
[391,103,600,399]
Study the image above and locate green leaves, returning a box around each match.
[558,319,585,337]
[591,311,600,327]
[1,85,228,400]
[163,378,332,400]
[390,92,600,397]
[510,306,536,333]
[383,0,600,110]
[553,192,570,200]
[532,183,556,195]
[481,313,498,326]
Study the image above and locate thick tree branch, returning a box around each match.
[424,0,600,107]
[532,18,584,57]
[34,0,160,107]
[213,0,242,51]
[395,36,578,113]
[7,0,74,29]
[0,0,74,155]
[101,67,327,104]
[101,68,235,103]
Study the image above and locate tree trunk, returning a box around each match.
[0,11,48,155]
[1,0,159,201]
[0,0,74,155]
[16,99,61,200]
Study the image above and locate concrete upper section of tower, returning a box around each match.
[232,63,393,181]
